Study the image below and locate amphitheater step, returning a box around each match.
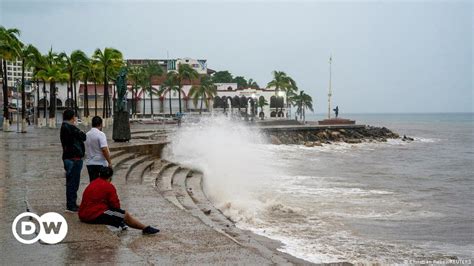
[133,159,155,184]
[124,155,153,184]
[172,168,197,210]
[111,152,136,167]
[110,149,126,159]
[157,165,185,210]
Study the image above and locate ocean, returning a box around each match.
[164,113,473,264]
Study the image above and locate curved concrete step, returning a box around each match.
[127,159,155,185]
[157,165,184,210]
[110,149,126,159]
[124,155,153,184]
[172,168,197,210]
[142,159,164,185]
[150,161,175,187]
[186,173,233,228]
[112,153,136,168]
[185,173,291,264]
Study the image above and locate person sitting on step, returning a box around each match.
[78,166,160,234]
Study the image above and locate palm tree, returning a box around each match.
[75,52,93,124]
[18,43,40,132]
[248,78,259,89]
[267,71,298,116]
[291,91,313,122]
[0,26,21,131]
[189,76,217,114]
[36,52,68,128]
[60,50,88,116]
[92,47,123,120]
[161,71,179,116]
[257,96,268,116]
[176,64,199,113]
[29,49,47,126]
[128,65,145,118]
[90,62,102,116]
[143,61,163,117]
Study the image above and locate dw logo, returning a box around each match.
[12,212,68,244]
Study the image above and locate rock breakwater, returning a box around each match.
[267,126,400,146]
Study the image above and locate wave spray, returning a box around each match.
[163,115,284,221]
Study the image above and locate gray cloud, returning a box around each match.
[1,0,472,112]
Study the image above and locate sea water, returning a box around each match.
[163,113,473,263]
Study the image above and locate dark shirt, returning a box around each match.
[60,121,86,160]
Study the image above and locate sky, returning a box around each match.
[1,0,472,113]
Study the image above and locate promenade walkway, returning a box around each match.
[0,125,309,265]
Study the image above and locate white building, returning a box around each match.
[4,60,34,87]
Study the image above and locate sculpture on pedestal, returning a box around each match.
[112,67,131,142]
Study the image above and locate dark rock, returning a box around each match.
[270,135,282,145]
[345,138,362,144]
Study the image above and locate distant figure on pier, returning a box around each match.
[333,106,339,118]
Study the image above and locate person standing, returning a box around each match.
[60,109,86,212]
[85,116,112,182]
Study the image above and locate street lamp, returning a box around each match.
[15,79,21,133]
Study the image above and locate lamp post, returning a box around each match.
[15,79,21,133]
[55,87,58,127]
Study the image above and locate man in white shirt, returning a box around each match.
[85,116,112,182]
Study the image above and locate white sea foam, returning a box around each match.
[163,115,284,220]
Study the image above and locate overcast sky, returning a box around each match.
[1,0,472,113]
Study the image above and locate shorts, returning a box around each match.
[90,208,126,228]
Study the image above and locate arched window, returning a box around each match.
[227,86,233,91]
[270,96,277,108]
[38,99,49,108]
[213,96,222,108]
[270,111,277,117]
[240,96,247,108]
[232,96,240,108]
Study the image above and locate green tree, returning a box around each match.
[18,43,40,132]
[0,26,21,131]
[36,50,68,128]
[143,61,163,116]
[233,76,247,88]
[60,50,88,116]
[248,78,259,89]
[127,65,145,117]
[161,71,179,116]
[90,62,103,116]
[92,47,123,119]
[211,70,233,83]
[176,64,199,113]
[291,91,313,122]
[75,52,94,121]
[257,96,268,114]
[189,76,217,114]
[267,70,298,116]
[29,48,47,124]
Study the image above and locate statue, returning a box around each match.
[333,106,339,118]
[112,67,131,142]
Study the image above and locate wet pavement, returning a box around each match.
[0,124,285,265]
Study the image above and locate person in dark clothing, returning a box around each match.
[79,167,160,234]
[60,109,86,212]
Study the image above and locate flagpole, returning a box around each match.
[327,55,332,119]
